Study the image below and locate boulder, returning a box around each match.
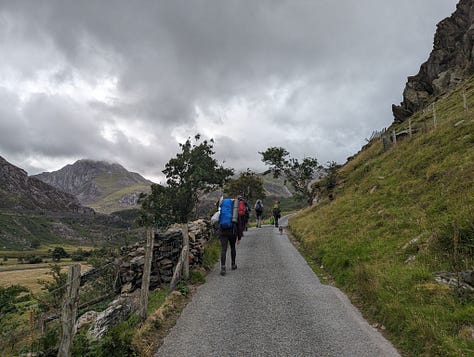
[87,291,140,339]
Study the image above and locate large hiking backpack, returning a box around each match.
[255,201,263,213]
[219,198,234,229]
[238,199,246,216]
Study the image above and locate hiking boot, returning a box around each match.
[220,266,226,276]
[231,264,237,270]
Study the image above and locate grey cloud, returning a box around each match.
[0,0,459,179]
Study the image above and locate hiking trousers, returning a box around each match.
[220,234,237,267]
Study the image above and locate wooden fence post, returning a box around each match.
[408,119,412,138]
[58,264,81,357]
[168,245,187,295]
[139,227,154,321]
[181,223,189,280]
[463,89,468,111]
[432,103,437,128]
[392,130,397,145]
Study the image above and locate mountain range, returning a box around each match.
[0,157,141,250]
[33,159,154,214]
[0,155,91,213]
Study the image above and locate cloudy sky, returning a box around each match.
[0,0,458,182]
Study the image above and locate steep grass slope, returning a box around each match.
[290,77,474,356]
[89,172,151,214]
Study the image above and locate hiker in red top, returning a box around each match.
[236,195,246,238]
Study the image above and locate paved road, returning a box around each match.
[156,216,400,356]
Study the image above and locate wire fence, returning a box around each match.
[368,83,474,151]
[1,220,212,355]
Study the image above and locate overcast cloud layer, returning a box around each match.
[0,0,458,182]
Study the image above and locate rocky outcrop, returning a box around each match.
[392,0,474,123]
[0,155,93,213]
[33,159,153,211]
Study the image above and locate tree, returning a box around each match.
[37,264,68,311]
[311,161,341,201]
[51,247,69,262]
[260,147,321,206]
[140,134,234,227]
[225,169,266,203]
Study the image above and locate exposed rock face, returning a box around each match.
[87,292,140,339]
[392,0,474,123]
[0,156,92,213]
[33,159,154,213]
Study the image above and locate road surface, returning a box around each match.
[156,216,400,356]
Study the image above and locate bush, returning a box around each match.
[190,270,205,285]
[52,247,69,262]
[25,255,43,264]
[71,248,91,261]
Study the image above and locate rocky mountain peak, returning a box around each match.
[33,159,153,210]
[0,155,92,213]
[392,0,474,123]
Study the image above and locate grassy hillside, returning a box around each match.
[90,182,151,214]
[88,172,151,213]
[290,77,474,356]
[0,210,144,251]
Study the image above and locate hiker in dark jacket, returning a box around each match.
[217,222,240,276]
[216,197,242,276]
[254,199,263,228]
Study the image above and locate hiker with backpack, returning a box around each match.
[236,195,247,235]
[254,199,263,228]
[244,200,251,231]
[272,200,281,227]
[216,197,243,276]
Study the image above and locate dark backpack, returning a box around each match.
[219,198,234,229]
[255,201,263,213]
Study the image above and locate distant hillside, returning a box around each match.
[259,172,293,198]
[291,80,474,355]
[0,156,91,213]
[0,156,143,250]
[33,159,154,214]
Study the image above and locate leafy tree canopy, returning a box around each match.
[140,134,233,227]
[260,146,321,206]
[0,285,29,319]
[225,169,266,204]
[51,247,69,262]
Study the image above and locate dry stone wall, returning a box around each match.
[117,219,212,293]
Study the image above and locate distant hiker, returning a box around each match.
[254,199,263,228]
[244,199,251,231]
[217,198,241,276]
[272,200,281,227]
[236,195,247,236]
